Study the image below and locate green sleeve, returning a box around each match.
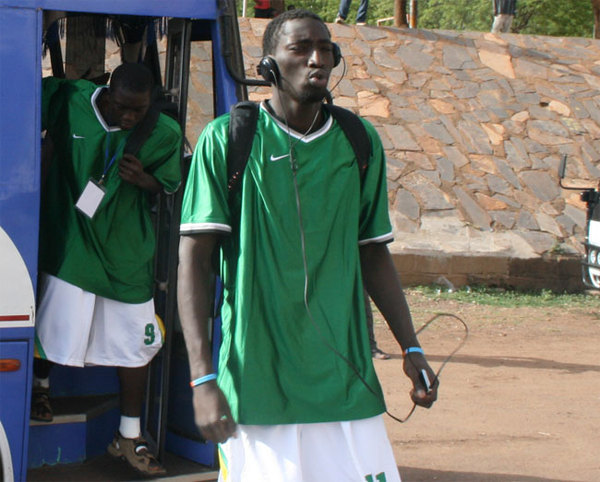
[143,114,183,194]
[180,115,231,232]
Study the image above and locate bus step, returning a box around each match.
[27,451,219,481]
[28,394,119,468]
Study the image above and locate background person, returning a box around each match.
[335,0,369,25]
[254,0,275,19]
[491,0,517,33]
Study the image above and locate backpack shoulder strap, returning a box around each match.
[123,102,163,157]
[225,102,369,195]
[323,104,371,180]
[124,87,178,157]
[227,101,260,195]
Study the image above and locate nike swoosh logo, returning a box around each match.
[72,134,85,139]
[270,153,290,162]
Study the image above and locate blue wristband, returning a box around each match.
[403,347,424,356]
[190,373,217,387]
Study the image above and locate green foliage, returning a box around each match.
[418,0,593,37]
[411,285,600,308]
[237,0,596,37]
[418,0,491,32]
[514,0,593,37]
[237,0,392,24]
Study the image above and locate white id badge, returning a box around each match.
[75,179,106,218]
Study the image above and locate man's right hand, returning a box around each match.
[192,381,237,443]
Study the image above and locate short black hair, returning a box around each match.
[262,9,329,56]
[109,62,153,94]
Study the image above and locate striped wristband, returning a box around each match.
[190,373,217,387]
[403,347,424,356]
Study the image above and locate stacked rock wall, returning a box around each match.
[237,19,600,291]
[45,19,600,290]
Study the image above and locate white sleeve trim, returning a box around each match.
[180,222,232,234]
[358,232,394,246]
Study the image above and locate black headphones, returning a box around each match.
[257,43,342,85]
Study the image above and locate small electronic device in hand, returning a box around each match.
[420,369,432,394]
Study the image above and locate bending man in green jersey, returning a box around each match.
[178,9,437,481]
[33,63,181,476]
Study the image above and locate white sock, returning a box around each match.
[119,415,141,439]
[33,376,50,389]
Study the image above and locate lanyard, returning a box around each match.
[99,131,127,185]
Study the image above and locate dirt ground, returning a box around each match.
[373,289,600,482]
[29,289,599,482]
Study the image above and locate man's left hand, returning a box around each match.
[118,154,161,193]
[403,352,438,408]
[118,153,145,185]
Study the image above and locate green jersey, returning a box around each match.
[40,77,182,303]
[181,104,393,424]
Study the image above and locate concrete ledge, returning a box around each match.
[392,253,584,292]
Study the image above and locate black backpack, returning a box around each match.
[226,101,372,197]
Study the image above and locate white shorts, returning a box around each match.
[34,273,163,367]
[218,415,401,482]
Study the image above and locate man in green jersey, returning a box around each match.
[178,9,437,480]
[33,63,181,476]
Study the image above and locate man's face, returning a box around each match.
[272,18,335,104]
[105,86,151,130]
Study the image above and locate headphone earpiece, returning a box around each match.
[332,43,342,67]
[258,43,343,85]
[258,56,281,85]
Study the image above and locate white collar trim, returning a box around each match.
[92,86,121,133]
[260,102,332,142]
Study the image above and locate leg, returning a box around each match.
[31,358,54,421]
[337,0,352,21]
[33,358,53,380]
[355,0,369,24]
[491,13,513,33]
[88,297,165,474]
[108,364,166,476]
[117,365,148,418]
[254,8,271,18]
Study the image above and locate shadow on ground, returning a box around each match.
[400,466,577,482]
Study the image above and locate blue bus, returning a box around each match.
[0,1,257,479]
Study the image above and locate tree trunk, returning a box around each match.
[593,0,600,39]
[394,0,408,27]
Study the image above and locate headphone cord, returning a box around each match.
[287,130,469,423]
[272,72,322,161]
[327,56,347,99]
[273,63,469,425]
[276,75,388,405]
[386,312,469,423]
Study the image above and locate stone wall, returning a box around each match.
[45,19,600,291]
[234,19,600,291]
